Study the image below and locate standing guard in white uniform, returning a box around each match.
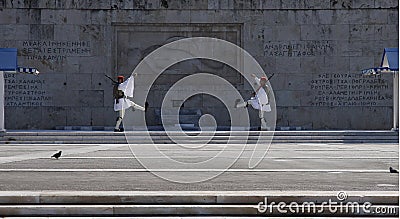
[235,74,272,130]
[110,73,146,132]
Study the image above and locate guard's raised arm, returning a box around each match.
[251,74,261,86]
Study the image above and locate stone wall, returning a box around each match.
[0,0,398,129]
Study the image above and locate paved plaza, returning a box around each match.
[0,142,398,191]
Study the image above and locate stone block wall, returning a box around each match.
[0,0,398,129]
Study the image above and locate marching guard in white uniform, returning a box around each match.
[235,74,272,130]
[112,73,146,132]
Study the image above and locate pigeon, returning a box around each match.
[389,167,399,173]
[51,151,62,159]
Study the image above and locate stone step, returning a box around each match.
[0,204,399,216]
[1,191,397,204]
[4,130,399,136]
[0,139,398,145]
[1,131,398,144]
[0,141,398,144]
[2,136,398,140]
[0,191,397,217]
[0,139,398,144]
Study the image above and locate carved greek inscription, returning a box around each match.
[264,41,334,57]
[310,73,391,107]
[21,40,91,61]
[4,73,52,107]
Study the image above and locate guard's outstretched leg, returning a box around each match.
[129,100,145,111]
[235,99,249,108]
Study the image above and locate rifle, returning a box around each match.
[105,74,118,84]
[266,73,275,82]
